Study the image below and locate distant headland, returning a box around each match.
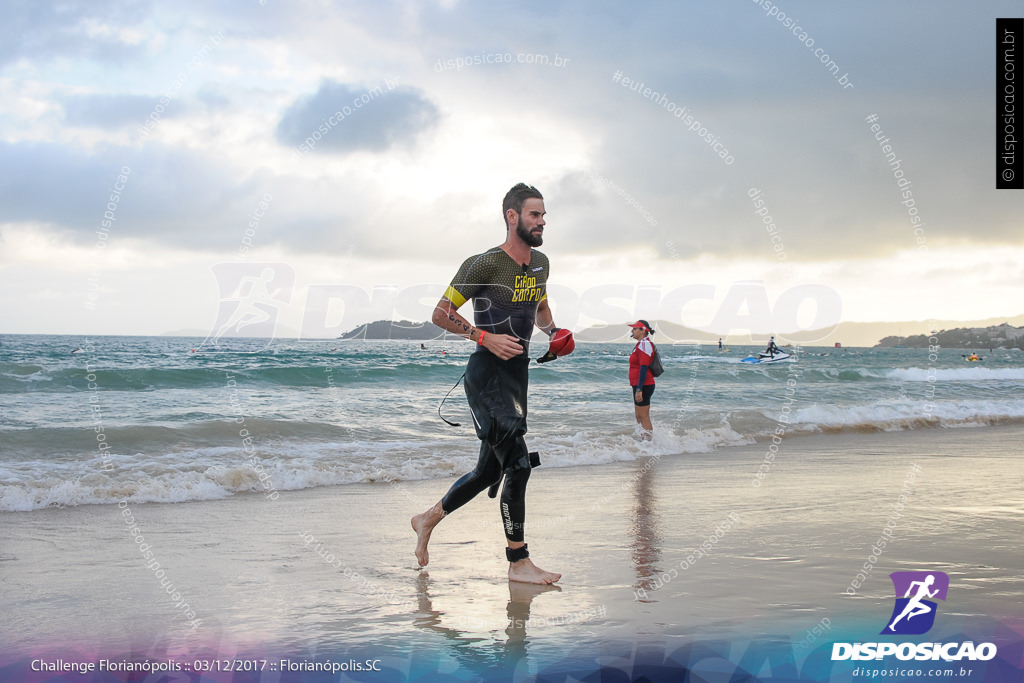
[876,323,1024,349]
[339,318,1024,349]
[339,320,449,340]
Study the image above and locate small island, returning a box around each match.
[339,320,448,340]
[876,323,1024,349]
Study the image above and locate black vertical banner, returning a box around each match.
[997,18,1024,189]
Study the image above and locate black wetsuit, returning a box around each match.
[439,247,549,543]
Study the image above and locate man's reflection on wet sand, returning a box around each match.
[412,572,561,672]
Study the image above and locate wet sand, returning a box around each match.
[2,424,1023,680]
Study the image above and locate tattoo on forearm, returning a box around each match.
[448,314,472,336]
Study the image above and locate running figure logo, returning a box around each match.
[204,263,294,350]
[881,571,949,635]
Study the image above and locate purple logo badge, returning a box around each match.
[881,571,949,635]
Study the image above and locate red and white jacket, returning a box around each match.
[629,338,656,386]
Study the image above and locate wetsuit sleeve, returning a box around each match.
[444,253,494,308]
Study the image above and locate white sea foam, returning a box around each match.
[887,367,1024,382]
[784,399,1024,432]
[0,422,763,511]
[7,395,1024,512]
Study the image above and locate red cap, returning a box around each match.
[628,320,653,334]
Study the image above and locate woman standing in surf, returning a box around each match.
[628,320,656,440]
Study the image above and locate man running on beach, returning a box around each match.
[411,183,563,584]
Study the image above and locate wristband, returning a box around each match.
[477,330,486,345]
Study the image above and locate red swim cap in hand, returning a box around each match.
[548,328,575,356]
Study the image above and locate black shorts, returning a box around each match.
[464,349,531,470]
[632,384,655,407]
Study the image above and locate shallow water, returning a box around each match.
[2,334,1023,512]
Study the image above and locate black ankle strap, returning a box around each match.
[505,544,529,563]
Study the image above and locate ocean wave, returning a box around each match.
[0,361,475,394]
[0,440,474,513]
[0,418,763,512]
[0,419,353,458]
[784,399,1024,433]
[9,351,1021,396]
[887,367,1024,382]
[5,336,1024,512]
[3,401,1022,512]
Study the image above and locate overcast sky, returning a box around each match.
[2,0,1022,339]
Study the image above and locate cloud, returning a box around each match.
[275,79,440,154]
[0,141,253,248]
[0,0,150,68]
[0,142,114,229]
[0,140,439,260]
[61,93,186,129]
[4,0,1024,335]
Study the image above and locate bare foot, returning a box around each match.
[508,557,561,584]
[508,580,561,604]
[410,501,445,567]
